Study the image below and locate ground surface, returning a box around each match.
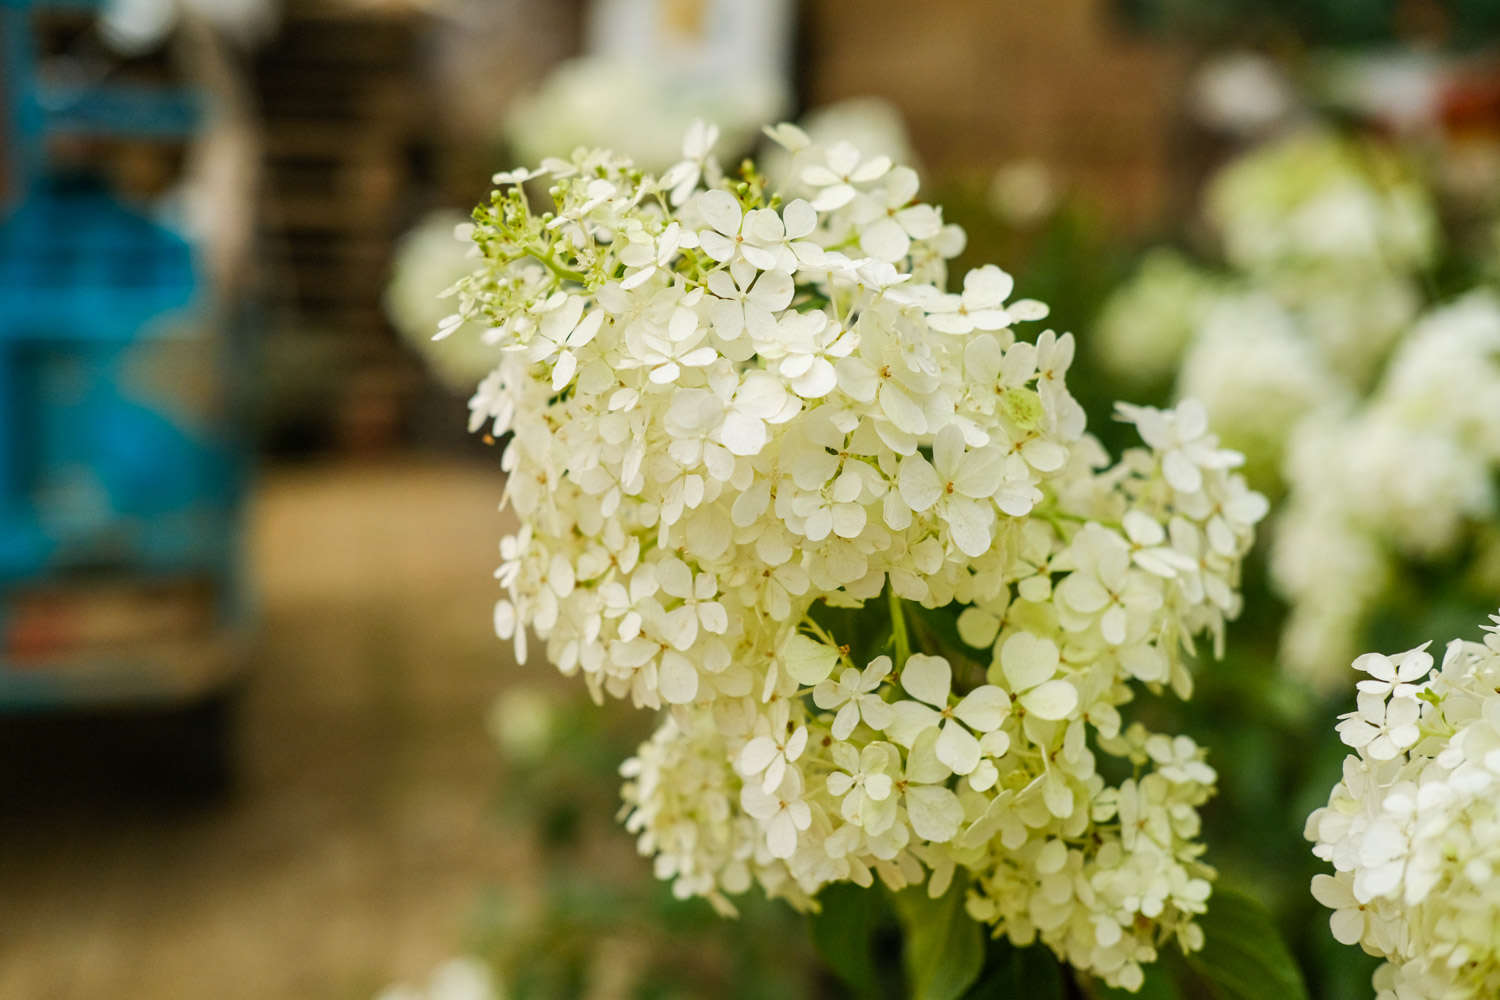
[0,458,535,1000]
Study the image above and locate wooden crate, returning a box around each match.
[251,0,434,448]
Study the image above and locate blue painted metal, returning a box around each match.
[0,0,250,708]
[3,0,202,197]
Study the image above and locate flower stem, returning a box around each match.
[889,588,911,665]
[533,249,587,284]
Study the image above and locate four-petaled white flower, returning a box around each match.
[801,140,892,211]
[1117,399,1241,494]
[897,425,1008,556]
[737,699,809,794]
[1353,645,1432,700]
[827,741,900,833]
[696,190,777,269]
[850,166,942,262]
[924,265,1024,334]
[1336,690,1421,761]
[706,260,794,348]
[661,119,720,206]
[741,765,811,859]
[814,655,896,739]
[887,653,1012,775]
[996,632,1078,721]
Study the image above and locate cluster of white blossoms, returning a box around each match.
[1307,612,1500,999]
[452,123,1265,991]
[1092,130,1500,688]
[1273,292,1500,685]
[1095,130,1435,489]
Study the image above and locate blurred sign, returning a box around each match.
[585,0,795,92]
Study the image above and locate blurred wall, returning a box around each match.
[246,0,1188,452]
[803,0,1189,227]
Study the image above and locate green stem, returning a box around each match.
[802,616,857,670]
[533,250,587,284]
[889,589,911,665]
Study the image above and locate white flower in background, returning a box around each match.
[375,957,502,1000]
[1095,131,1499,692]
[1190,50,1294,135]
[1097,130,1435,424]
[450,123,1263,990]
[1308,612,1500,999]
[1272,292,1500,687]
[1095,249,1222,389]
[503,56,787,171]
[1207,130,1436,275]
[988,159,1059,228]
[662,120,722,207]
[385,212,495,392]
[487,687,557,762]
[1176,293,1346,485]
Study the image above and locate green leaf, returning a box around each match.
[893,878,985,1000]
[963,938,1064,998]
[1186,886,1310,1000]
[809,883,882,994]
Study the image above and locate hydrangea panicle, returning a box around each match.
[1308,613,1500,999]
[450,121,1264,991]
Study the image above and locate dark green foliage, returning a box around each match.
[1185,887,1311,1000]
[891,879,987,1000]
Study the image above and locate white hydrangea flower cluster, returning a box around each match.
[1206,129,1435,279]
[1173,293,1346,489]
[1307,612,1500,999]
[1273,292,1500,685]
[1094,249,1222,390]
[454,123,1265,991]
[1094,131,1436,488]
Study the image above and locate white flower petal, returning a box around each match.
[953,686,1010,731]
[901,653,953,708]
[1021,679,1077,720]
[905,785,962,843]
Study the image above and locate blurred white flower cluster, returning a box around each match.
[1307,612,1500,999]
[1273,293,1500,684]
[504,56,786,173]
[453,123,1264,990]
[1097,130,1436,486]
[376,957,501,1000]
[386,212,497,392]
[1095,131,1500,687]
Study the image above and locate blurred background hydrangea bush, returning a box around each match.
[5,0,1500,998]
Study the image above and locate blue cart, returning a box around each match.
[0,0,252,775]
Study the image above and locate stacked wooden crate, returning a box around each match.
[251,0,430,449]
